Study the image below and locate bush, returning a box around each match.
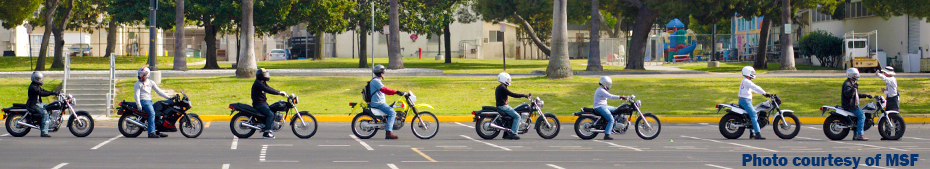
[799,30,843,68]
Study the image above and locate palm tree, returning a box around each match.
[547,0,572,79]
[236,0,257,78]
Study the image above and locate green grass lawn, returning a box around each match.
[0,56,206,71]
[112,76,930,117]
[214,58,627,74]
[0,79,62,107]
[669,62,839,73]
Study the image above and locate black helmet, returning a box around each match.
[31,72,44,85]
[373,65,386,77]
[256,68,270,81]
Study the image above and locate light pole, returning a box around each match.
[148,0,158,70]
[501,23,506,70]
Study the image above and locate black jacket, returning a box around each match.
[27,82,58,105]
[251,80,281,106]
[495,84,528,106]
[842,79,871,111]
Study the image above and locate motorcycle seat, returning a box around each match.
[482,106,500,112]
[12,103,28,108]
[230,103,262,117]
[581,107,595,112]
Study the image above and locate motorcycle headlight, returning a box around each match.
[408,95,416,105]
[635,100,642,107]
[537,100,545,108]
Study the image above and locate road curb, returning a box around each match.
[197,115,930,124]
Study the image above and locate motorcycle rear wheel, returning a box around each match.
[535,113,560,139]
[351,113,378,139]
[180,115,203,138]
[118,114,144,138]
[411,112,439,139]
[68,114,95,137]
[291,112,318,139]
[719,113,745,139]
[229,113,256,138]
[5,114,30,137]
[823,114,850,140]
[574,116,598,140]
[475,116,501,139]
[878,114,905,140]
[773,113,800,139]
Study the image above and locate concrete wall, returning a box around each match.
[0,25,29,56]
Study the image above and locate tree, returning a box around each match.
[173,0,186,70]
[472,0,587,57]
[413,0,475,64]
[547,0,572,79]
[799,30,842,68]
[49,0,77,69]
[586,0,602,71]
[186,0,238,69]
[34,0,60,71]
[236,0,256,78]
[0,0,42,29]
[863,0,930,21]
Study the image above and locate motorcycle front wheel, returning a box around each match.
[475,115,501,139]
[635,113,661,140]
[878,113,905,140]
[411,112,439,139]
[823,114,850,140]
[773,113,800,139]
[535,113,560,139]
[291,112,318,139]
[351,113,378,139]
[574,116,599,140]
[68,114,95,137]
[118,114,144,138]
[5,114,30,137]
[719,113,745,139]
[229,113,256,138]
[180,115,203,138]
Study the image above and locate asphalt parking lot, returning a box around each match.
[1,121,928,169]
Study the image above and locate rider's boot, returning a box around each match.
[752,132,766,140]
[505,131,520,140]
[853,135,868,141]
[263,131,275,139]
[157,132,168,137]
[603,134,613,140]
[385,131,399,139]
[41,133,51,137]
[148,132,160,138]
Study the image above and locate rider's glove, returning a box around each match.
[279,91,287,96]
[865,94,873,99]
[763,93,773,97]
[396,91,406,96]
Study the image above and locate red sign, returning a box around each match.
[410,34,419,41]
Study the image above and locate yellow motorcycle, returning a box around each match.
[349,91,439,139]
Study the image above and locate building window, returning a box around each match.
[488,31,503,42]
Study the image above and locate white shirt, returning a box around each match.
[134,79,171,108]
[593,87,623,108]
[739,78,766,100]
[876,72,898,97]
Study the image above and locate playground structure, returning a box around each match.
[658,19,701,62]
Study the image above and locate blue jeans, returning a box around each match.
[255,104,275,132]
[371,103,396,131]
[498,105,520,134]
[851,108,865,135]
[595,106,617,135]
[739,98,761,133]
[30,103,49,134]
[140,100,157,134]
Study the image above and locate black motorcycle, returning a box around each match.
[3,93,95,137]
[821,95,905,140]
[573,95,661,140]
[117,93,203,138]
[228,94,318,139]
[472,95,560,139]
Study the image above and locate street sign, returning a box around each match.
[784,24,791,34]
[383,25,390,34]
[410,34,418,41]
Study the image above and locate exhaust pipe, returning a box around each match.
[589,129,605,133]
[487,123,510,131]
[239,122,262,130]
[360,121,384,129]
[16,121,39,129]
[125,118,148,129]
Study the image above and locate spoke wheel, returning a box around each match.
[635,113,661,140]
[411,112,439,139]
[574,116,598,140]
[68,114,95,137]
[291,112,318,139]
[180,115,203,138]
[5,114,30,137]
[351,113,378,139]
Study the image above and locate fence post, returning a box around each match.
[108,53,115,117]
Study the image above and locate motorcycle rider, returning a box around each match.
[877,66,899,111]
[134,67,172,138]
[496,72,530,140]
[369,65,406,139]
[27,72,59,137]
[252,68,287,139]
[843,68,872,141]
[593,76,628,140]
[739,66,772,140]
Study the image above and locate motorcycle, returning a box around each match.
[117,93,203,138]
[229,94,318,139]
[349,91,439,139]
[3,93,94,137]
[716,94,800,139]
[820,95,905,140]
[573,95,661,140]
[472,95,560,139]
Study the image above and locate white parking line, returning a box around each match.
[681,135,778,152]
[592,140,643,151]
[906,137,928,140]
[796,136,823,141]
[91,135,122,150]
[51,163,69,169]
[260,144,298,162]
[830,141,909,151]
[454,122,474,129]
[318,145,350,147]
[334,161,369,162]
[387,164,399,169]
[546,164,566,169]
[805,126,820,130]
[350,135,374,151]
[222,164,229,169]
[460,135,511,151]
[231,137,239,150]
[0,133,9,137]
[705,164,732,169]
[861,164,895,169]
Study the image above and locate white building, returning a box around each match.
[331,22,520,60]
[0,24,29,56]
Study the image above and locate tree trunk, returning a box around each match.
[202,20,220,69]
[624,5,657,70]
[173,0,187,71]
[387,0,403,69]
[236,0,257,78]
[754,16,771,69]
[36,0,60,71]
[358,26,368,68]
[104,17,118,58]
[444,23,452,63]
[586,0,603,71]
[547,0,572,79]
[50,0,75,69]
[315,34,325,60]
[780,0,796,70]
[513,14,551,56]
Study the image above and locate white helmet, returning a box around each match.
[497,72,512,86]
[846,68,860,81]
[599,76,613,91]
[741,66,756,79]
[138,66,150,81]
